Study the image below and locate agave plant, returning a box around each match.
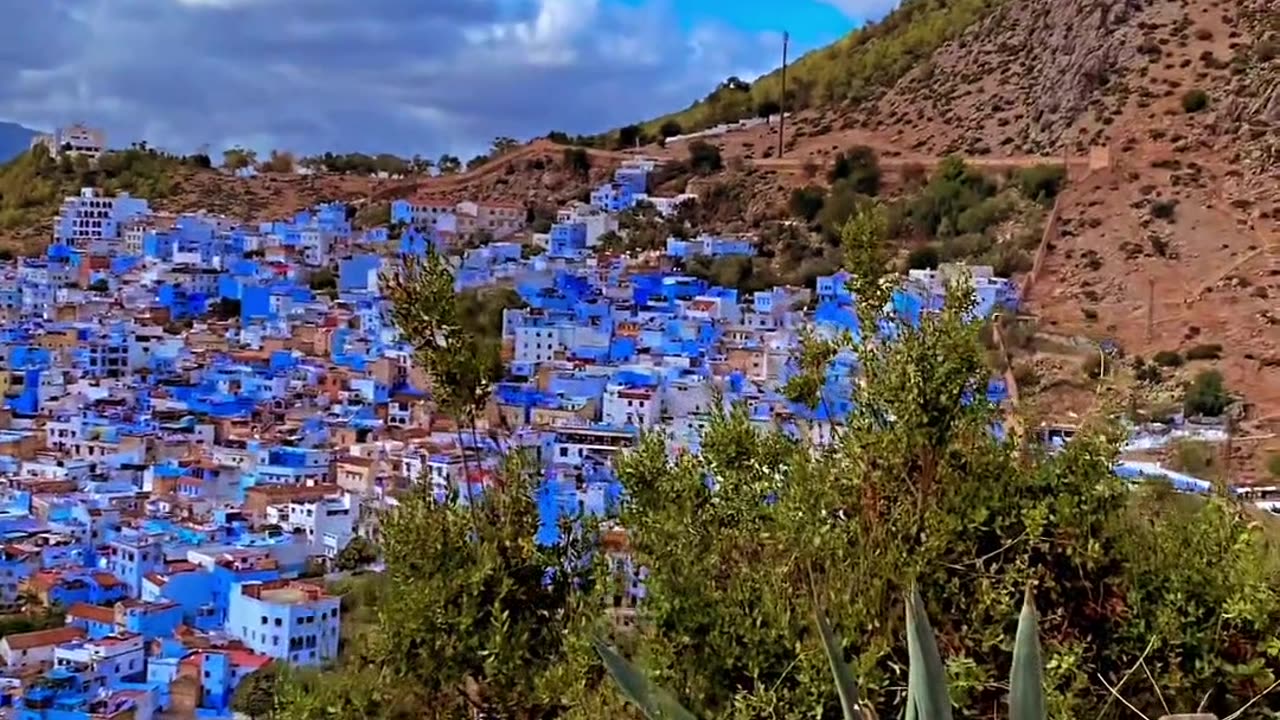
[594,585,1046,720]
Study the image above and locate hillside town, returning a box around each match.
[0,147,1243,719]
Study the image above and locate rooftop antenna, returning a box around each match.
[778,30,790,159]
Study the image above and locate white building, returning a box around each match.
[601,384,660,428]
[513,325,564,364]
[227,580,341,666]
[30,123,107,159]
[0,626,87,669]
[264,493,359,560]
[53,633,146,685]
[53,188,151,248]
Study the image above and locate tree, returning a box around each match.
[687,140,723,176]
[616,125,644,149]
[1184,368,1232,417]
[231,664,281,720]
[222,146,257,171]
[437,154,462,174]
[309,268,337,292]
[491,137,521,157]
[259,149,296,173]
[658,120,684,139]
[588,209,1280,720]
[271,249,606,720]
[466,154,490,171]
[827,145,881,195]
[335,536,379,571]
[87,278,110,293]
[562,148,591,177]
[788,185,825,222]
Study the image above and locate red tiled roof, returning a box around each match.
[67,603,115,625]
[2,626,86,651]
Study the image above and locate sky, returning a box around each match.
[0,0,898,160]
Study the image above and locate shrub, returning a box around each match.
[788,186,826,222]
[1132,357,1163,384]
[659,120,684,138]
[906,244,941,270]
[956,195,1015,235]
[1268,453,1280,478]
[827,145,881,196]
[1184,368,1231,417]
[1185,342,1223,361]
[1256,39,1280,62]
[1181,89,1210,113]
[1153,350,1184,367]
[1151,198,1178,220]
[1014,164,1067,204]
[1169,438,1215,475]
[687,141,723,175]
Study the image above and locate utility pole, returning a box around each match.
[1145,277,1155,343]
[778,31,789,159]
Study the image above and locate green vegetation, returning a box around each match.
[308,268,337,292]
[1013,164,1067,205]
[1153,349,1185,367]
[1181,88,1211,113]
[687,140,723,176]
[827,145,882,195]
[334,536,379,572]
[620,0,1005,139]
[353,202,391,230]
[1268,453,1280,479]
[275,225,1280,720]
[788,185,826,222]
[0,146,208,232]
[1184,368,1233,417]
[1185,342,1224,361]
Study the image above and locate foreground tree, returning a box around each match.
[273,248,605,719]
[595,208,1280,719]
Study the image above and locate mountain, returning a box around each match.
[0,121,41,162]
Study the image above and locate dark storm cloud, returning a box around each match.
[0,0,778,158]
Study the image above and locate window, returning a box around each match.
[274,617,282,627]
[260,616,267,625]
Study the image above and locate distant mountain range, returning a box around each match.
[0,121,42,162]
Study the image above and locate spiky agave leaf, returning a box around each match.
[594,640,699,720]
[1010,587,1046,720]
[905,586,953,720]
[817,609,864,720]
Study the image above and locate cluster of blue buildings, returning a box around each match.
[0,153,1029,718]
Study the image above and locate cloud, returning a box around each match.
[0,0,781,159]
[819,0,904,20]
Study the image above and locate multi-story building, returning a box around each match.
[29,123,107,159]
[227,580,340,666]
[52,188,151,248]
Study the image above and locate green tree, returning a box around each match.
[231,664,281,719]
[1183,368,1232,417]
[827,145,881,195]
[562,147,591,177]
[788,185,826,222]
[437,154,462,174]
[659,120,684,138]
[87,278,110,293]
[334,535,379,572]
[309,268,337,292]
[222,146,257,171]
[687,141,723,176]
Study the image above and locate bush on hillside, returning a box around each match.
[1181,88,1210,113]
[687,140,723,176]
[827,145,881,196]
[1185,342,1223,361]
[1153,349,1184,367]
[1184,369,1232,417]
[1015,164,1067,205]
[788,185,825,222]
